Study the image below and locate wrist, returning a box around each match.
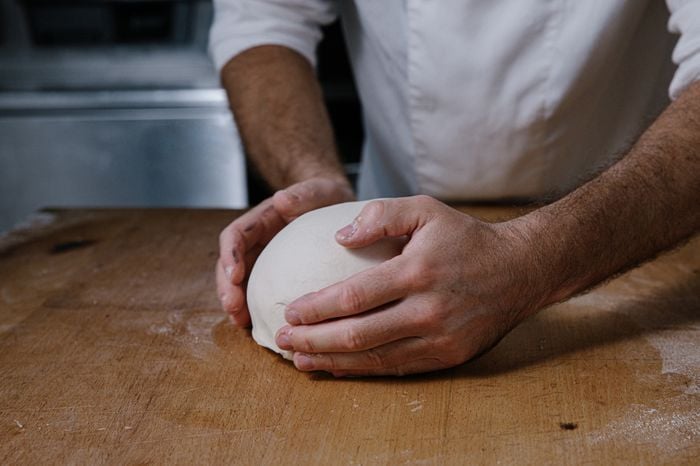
[496,210,574,318]
[516,206,599,307]
[293,165,354,199]
[288,158,345,182]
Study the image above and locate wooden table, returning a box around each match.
[0,207,698,465]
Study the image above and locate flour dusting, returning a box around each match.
[587,395,700,456]
[568,279,700,395]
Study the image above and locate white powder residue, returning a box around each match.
[571,265,700,460]
[0,211,58,248]
[407,399,424,413]
[643,330,700,394]
[568,279,700,395]
[143,309,220,359]
[587,396,700,457]
[617,288,699,395]
[12,211,58,231]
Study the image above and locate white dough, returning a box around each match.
[246,200,405,360]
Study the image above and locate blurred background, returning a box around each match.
[0,0,362,232]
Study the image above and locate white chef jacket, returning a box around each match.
[209,0,700,201]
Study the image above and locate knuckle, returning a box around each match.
[342,327,366,350]
[363,200,386,222]
[297,334,316,353]
[412,195,443,217]
[414,307,443,332]
[338,286,365,315]
[413,194,436,207]
[259,205,276,222]
[434,336,464,366]
[217,290,227,305]
[322,355,339,371]
[221,299,236,314]
[414,301,449,331]
[365,348,387,368]
[403,258,435,289]
[296,293,323,324]
[295,182,316,201]
[303,308,323,325]
[220,226,243,249]
[433,305,453,328]
[413,308,435,329]
[273,190,300,215]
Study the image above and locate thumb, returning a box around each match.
[335,196,432,248]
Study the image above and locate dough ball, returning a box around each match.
[246,200,405,360]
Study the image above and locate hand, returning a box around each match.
[274,195,548,376]
[216,176,355,326]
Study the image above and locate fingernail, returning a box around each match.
[224,265,233,281]
[336,220,357,241]
[295,353,314,370]
[285,308,301,325]
[276,330,292,349]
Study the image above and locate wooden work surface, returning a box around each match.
[0,207,698,465]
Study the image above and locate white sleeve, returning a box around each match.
[667,0,700,99]
[209,0,339,71]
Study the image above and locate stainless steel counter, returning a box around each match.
[0,0,247,232]
[0,89,247,233]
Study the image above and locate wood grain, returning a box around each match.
[0,207,698,465]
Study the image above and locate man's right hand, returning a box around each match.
[217,45,353,325]
[216,176,355,326]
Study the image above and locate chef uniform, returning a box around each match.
[209,0,700,201]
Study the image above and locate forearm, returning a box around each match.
[221,45,348,190]
[518,81,700,310]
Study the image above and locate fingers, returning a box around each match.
[227,228,248,285]
[216,177,354,327]
[215,258,251,326]
[285,256,411,325]
[218,199,283,286]
[218,224,239,284]
[277,297,428,353]
[326,360,444,377]
[218,176,353,293]
[215,258,232,310]
[217,200,284,327]
[290,337,449,376]
[218,204,261,286]
[273,177,354,221]
[228,283,251,327]
[335,195,437,248]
